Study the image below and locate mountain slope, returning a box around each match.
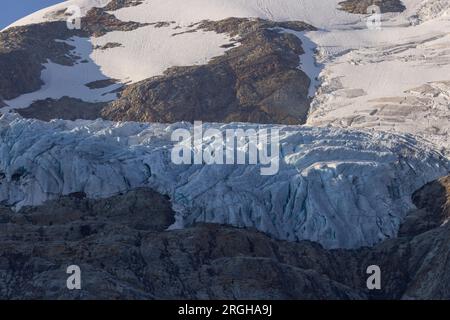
[0,0,450,299]
[0,114,448,249]
[1,0,449,154]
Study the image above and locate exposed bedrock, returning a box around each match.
[16,97,107,121]
[0,22,78,101]
[338,0,406,14]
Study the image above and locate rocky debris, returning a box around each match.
[0,175,449,299]
[15,97,106,121]
[338,0,406,14]
[361,220,450,299]
[101,18,315,125]
[0,188,363,300]
[410,0,450,25]
[1,7,316,125]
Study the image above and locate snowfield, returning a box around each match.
[306,0,450,154]
[0,114,448,249]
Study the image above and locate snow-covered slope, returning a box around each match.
[6,0,358,30]
[307,0,450,154]
[0,114,448,249]
[1,0,360,111]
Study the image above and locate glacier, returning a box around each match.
[0,113,448,249]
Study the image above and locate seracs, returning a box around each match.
[171,121,280,176]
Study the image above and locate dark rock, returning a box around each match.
[15,97,106,121]
[85,79,119,89]
[103,0,144,11]
[93,42,123,50]
[0,189,364,299]
[400,175,450,237]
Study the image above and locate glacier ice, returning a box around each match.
[0,113,448,249]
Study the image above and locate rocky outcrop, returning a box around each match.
[81,7,149,37]
[103,0,144,11]
[0,22,79,100]
[2,115,448,249]
[101,18,315,125]
[0,176,449,300]
[338,0,406,14]
[3,10,315,125]
[0,188,364,300]
[400,175,450,237]
[15,97,106,121]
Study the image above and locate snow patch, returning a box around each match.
[89,24,236,84]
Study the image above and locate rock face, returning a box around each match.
[338,0,406,14]
[0,22,77,100]
[0,176,449,300]
[101,18,315,125]
[400,175,450,237]
[360,175,450,299]
[0,0,449,301]
[16,97,106,121]
[0,188,364,300]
